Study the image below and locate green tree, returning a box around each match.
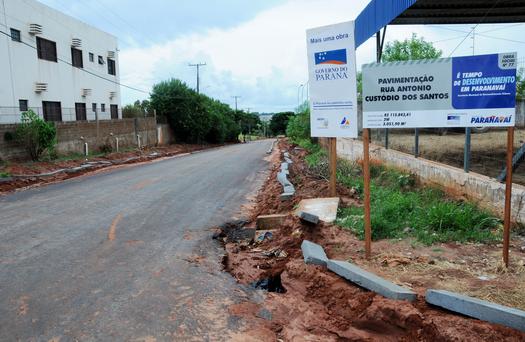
[234,110,261,135]
[517,68,525,100]
[150,79,212,143]
[123,100,152,118]
[286,107,310,142]
[150,78,242,143]
[269,111,295,135]
[382,33,442,62]
[15,110,56,161]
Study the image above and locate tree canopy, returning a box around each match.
[149,79,255,143]
[269,111,295,135]
[382,33,442,62]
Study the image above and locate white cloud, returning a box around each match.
[119,0,370,111]
[119,1,525,112]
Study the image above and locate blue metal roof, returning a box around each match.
[355,0,525,48]
[355,0,416,48]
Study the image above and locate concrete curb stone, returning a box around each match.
[301,240,328,266]
[426,289,525,332]
[327,260,416,301]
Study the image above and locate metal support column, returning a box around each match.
[464,127,471,173]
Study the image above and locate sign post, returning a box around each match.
[306,21,359,197]
[362,52,518,262]
[504,127,514,267]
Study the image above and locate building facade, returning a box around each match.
[0,0,121,124]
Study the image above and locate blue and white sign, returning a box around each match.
[306,21,358,137]
[363,53,517,128]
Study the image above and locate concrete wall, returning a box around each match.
[157,124,175,145]
[0,0,121,123]
[337,138,525,223]
[0,117,156,160]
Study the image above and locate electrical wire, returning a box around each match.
[447,0,503,57]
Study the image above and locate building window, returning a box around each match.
[71,48,83,68]
[42,101,62,122]
[101,103,106,112]
[107,58,116,76]
[75,103,87,121]
[10,28,21,42]
[36,37,57,62]
[89,52,94,62]
[92,103,97,112]
[110,104,118,119]
[98,55,104,65]
[19,100,28,112]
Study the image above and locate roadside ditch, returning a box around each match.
[215,138,525,341]
[0,143,227,194]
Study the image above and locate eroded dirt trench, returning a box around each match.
[218,139,525,341]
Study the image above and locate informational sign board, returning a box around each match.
[362,52,517,128]
[306,21,359,137]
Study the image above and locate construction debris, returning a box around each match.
[294,197,340,223]
[298,211,320,225]
[256,214,287,230]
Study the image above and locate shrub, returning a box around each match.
[286,108,310,142]
[4,131,14,142]
[15,110,56,161]
[150,79,252,144]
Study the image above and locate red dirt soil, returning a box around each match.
[0,143,226,194]
[224,139,525,341]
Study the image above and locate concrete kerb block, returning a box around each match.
[277,172,290,187]
[283,185,295,194]
[327,260,416,302]
[284,157,293,164]
[301,240,328,266]
[280,193,294,201]
[426,289,525,332]
[299,211,319,225]
[281,162,289,171]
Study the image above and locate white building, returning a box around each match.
[0,0,121,124]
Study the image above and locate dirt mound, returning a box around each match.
[0,143,225,194]
[224,139,525,341]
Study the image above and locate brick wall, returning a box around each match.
[0,117,157,160]
[0,124,25,160]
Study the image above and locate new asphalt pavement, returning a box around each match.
[0,140,272,341]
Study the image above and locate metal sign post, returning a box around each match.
[329,137,337,197]
[503,127,514,267]
[363,129,372,258]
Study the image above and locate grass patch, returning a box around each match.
[295,140,501,245]
[0,171,10,178]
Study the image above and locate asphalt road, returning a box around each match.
[0,140,272,341]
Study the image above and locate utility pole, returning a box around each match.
[188,62,206,93]
[232,96,241,112]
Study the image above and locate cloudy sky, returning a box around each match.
[39,0,525,112]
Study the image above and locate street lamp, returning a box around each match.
[297,84,304,110]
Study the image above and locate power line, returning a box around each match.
[476,33,525,45]
[447,0,503,57]
[0,29,149,94]
[19,0,132,49]
[89,0,157,47]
